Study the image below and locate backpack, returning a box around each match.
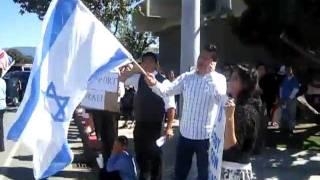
[121,88,135,110]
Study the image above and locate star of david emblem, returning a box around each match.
[45,82,70,122]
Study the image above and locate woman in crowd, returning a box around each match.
[223,65,264,180]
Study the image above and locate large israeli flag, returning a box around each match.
[7,0,132,179]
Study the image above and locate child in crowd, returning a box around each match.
[106,136,137,180]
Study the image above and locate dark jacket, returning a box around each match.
[134,73,166,122]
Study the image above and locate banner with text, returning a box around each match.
[87,71,119,92]
[81,90,105,110]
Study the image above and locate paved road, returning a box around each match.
[0,110,97,180]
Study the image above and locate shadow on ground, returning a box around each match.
[13,155,32,162]
[253,114,320,180]
[0,167,34,180]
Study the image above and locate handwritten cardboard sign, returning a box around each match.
[81,90,105,110]
[87,72,119,93]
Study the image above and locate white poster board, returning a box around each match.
[87,72,119,92]
[81,90,105,110]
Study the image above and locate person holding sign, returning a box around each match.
[223,65,263,180]
[121,52,176,180]
[144,45,227,180]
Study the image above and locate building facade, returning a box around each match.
[133,0,275,74]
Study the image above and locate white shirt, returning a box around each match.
[118,81,125,102]
[125,71,176,111]
[151,70,227,140]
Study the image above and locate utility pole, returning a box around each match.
[179,0,200,117]
[180,0,201,73]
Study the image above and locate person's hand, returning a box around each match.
[119,65,133,82]
[224,98,235,121]
[144,73,157,86]
[209,62,216,72]
[313,109,320,115]
[164,127,174,139]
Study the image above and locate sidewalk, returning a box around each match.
[74,112,320,180]
[50,119,99,179]
[116,120,320,180]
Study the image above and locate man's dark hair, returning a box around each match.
[117,136,129,147]
[204,43,218,61]
[142,52,158,63]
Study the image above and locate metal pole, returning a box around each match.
[179,0,200,117]
[180,0,201,73]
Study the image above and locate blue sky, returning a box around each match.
[0,0,42,48]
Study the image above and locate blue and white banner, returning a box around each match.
[7,0,132,179]
[209,96,227,180]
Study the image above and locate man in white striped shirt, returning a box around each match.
[145,45,227,180]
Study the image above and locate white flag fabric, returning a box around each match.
[7,0,132,179]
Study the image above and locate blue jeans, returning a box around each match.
[281,99,297,131]
[175,136,209,180]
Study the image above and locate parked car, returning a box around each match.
[7,64,32,73]
[3,71,30,106]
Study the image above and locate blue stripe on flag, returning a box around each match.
[88,48,129,82]
[40,142,72,179]
[7,0,78,141]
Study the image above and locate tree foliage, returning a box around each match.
[13,0,131,26]
[117,19,156,59]
[6,49,33,64]
[13,0,155,59]
[231,0,320,59]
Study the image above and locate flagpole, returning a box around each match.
[130,58,147,75]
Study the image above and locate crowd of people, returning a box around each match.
[82,43,319,180]
[0,42,316,180]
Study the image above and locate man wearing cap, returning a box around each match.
[145,45,227,180]
[121,52,176,180]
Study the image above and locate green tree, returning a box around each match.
[6,48,33,64]
[13,0,155,58]
[117,18,156,59]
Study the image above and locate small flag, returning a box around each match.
[0,50,15,76]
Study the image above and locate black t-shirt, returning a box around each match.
[223,98,262,164]
[259,73,280,102]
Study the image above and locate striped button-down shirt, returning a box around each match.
[152,70,227,140]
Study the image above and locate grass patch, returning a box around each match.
[304,136,320,150]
